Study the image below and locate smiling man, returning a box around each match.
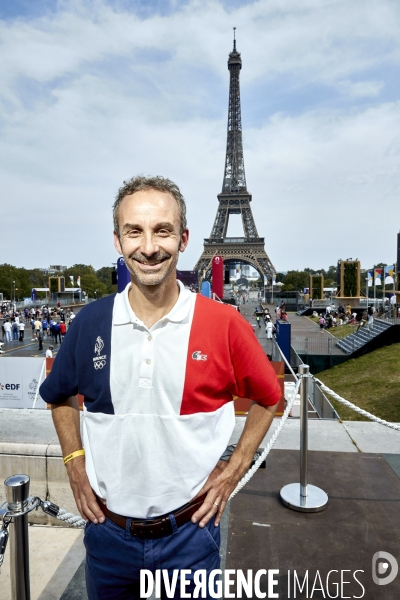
[40,175,281,599]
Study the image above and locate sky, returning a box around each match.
[1,0,400,273]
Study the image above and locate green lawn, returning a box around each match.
[317,344,400,422]
[306,316,357,339]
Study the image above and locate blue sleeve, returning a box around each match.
[39,318,79,404]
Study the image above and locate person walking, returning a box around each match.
[12,320,19,341]
[3,320,12,342]
[40,175,281,599]
[18,321,25,342]
[38,330,43,351]
[53,321,61,344]
[266,318,273,339]
[42,318,48,338]
[34,317,42,339]
[319,315,325,333]
[59,321,67,342]
[367,305,374,330]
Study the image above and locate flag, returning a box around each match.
[374,268,382,286]
[385,265,394,285]
[69,275,74,285]
[272,274,276,285]
[77,276,81,288]
[367,271,373,287]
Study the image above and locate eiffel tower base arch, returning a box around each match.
[194,239,275,284]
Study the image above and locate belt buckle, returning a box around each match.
[130,516,172,539]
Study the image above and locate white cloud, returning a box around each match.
[0,0,400,272]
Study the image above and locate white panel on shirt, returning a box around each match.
[109,292,193,416]
[82,282,236,518]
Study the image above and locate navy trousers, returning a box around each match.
[84,513,221,599]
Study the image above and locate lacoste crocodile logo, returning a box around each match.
[192,350,207,361]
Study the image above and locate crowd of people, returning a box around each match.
[0,304,76,352]
[314,303,377,333]
[253,300,288,338]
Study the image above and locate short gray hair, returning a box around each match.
[113,175,187,236]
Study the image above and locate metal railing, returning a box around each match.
[308,377,339,420]
[291,336,343,356]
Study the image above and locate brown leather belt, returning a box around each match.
[97,493,207,540]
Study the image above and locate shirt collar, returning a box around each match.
[113,280,194,327]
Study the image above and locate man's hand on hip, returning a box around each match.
[191,460,242,528]
[191,401,278,529]
[66,456,105,524]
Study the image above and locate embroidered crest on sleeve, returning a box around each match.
[93,336,107,369]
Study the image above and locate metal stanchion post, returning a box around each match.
[280,365,328,512]
[5,475,31,600]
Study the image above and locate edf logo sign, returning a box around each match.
[0,383,20,390]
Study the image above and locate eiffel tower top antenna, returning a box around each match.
[222,27,246,195]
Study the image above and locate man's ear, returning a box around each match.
[179,229,189,252]
[114,231,123,255]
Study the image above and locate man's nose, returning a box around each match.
[140,234,159,257]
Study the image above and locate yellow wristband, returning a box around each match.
[63,449,85,465]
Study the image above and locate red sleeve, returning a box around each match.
[229,311,281,406]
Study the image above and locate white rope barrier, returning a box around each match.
[314,378,400,432]
[229,378,301,499]
[56,508,86,529]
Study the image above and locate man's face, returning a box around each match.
[114,189,189,287]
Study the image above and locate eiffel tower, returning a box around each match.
[194,31,275,282]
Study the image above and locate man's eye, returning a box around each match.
[157,230,170,236]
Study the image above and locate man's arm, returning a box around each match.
[51,396,105,524]
[192,400,277,528]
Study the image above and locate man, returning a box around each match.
[18,320,25,342]
[40,175,280,599]
[42,317,48,338]
[34,317,42,338]
[45,345,54,358]
[3,320,12,343]
[12,320,19,341]
[59,320,67,341]
[53,320,61,344]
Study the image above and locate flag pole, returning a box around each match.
[374,268,376,307]
[383,264,386,308]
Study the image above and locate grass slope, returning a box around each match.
[317,344,400,422]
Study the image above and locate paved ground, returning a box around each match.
[0,305,85,358]
[240,300,345,355]
[227,450,400,599]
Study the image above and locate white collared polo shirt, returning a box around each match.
[40,282,280,518]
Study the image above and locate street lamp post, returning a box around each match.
[13,281,15,304]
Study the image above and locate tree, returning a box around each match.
[79,273,108,299]
[0,264,16,300]
[96,267,117,295]
[64,264,96,284]
[281,270,309,292]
